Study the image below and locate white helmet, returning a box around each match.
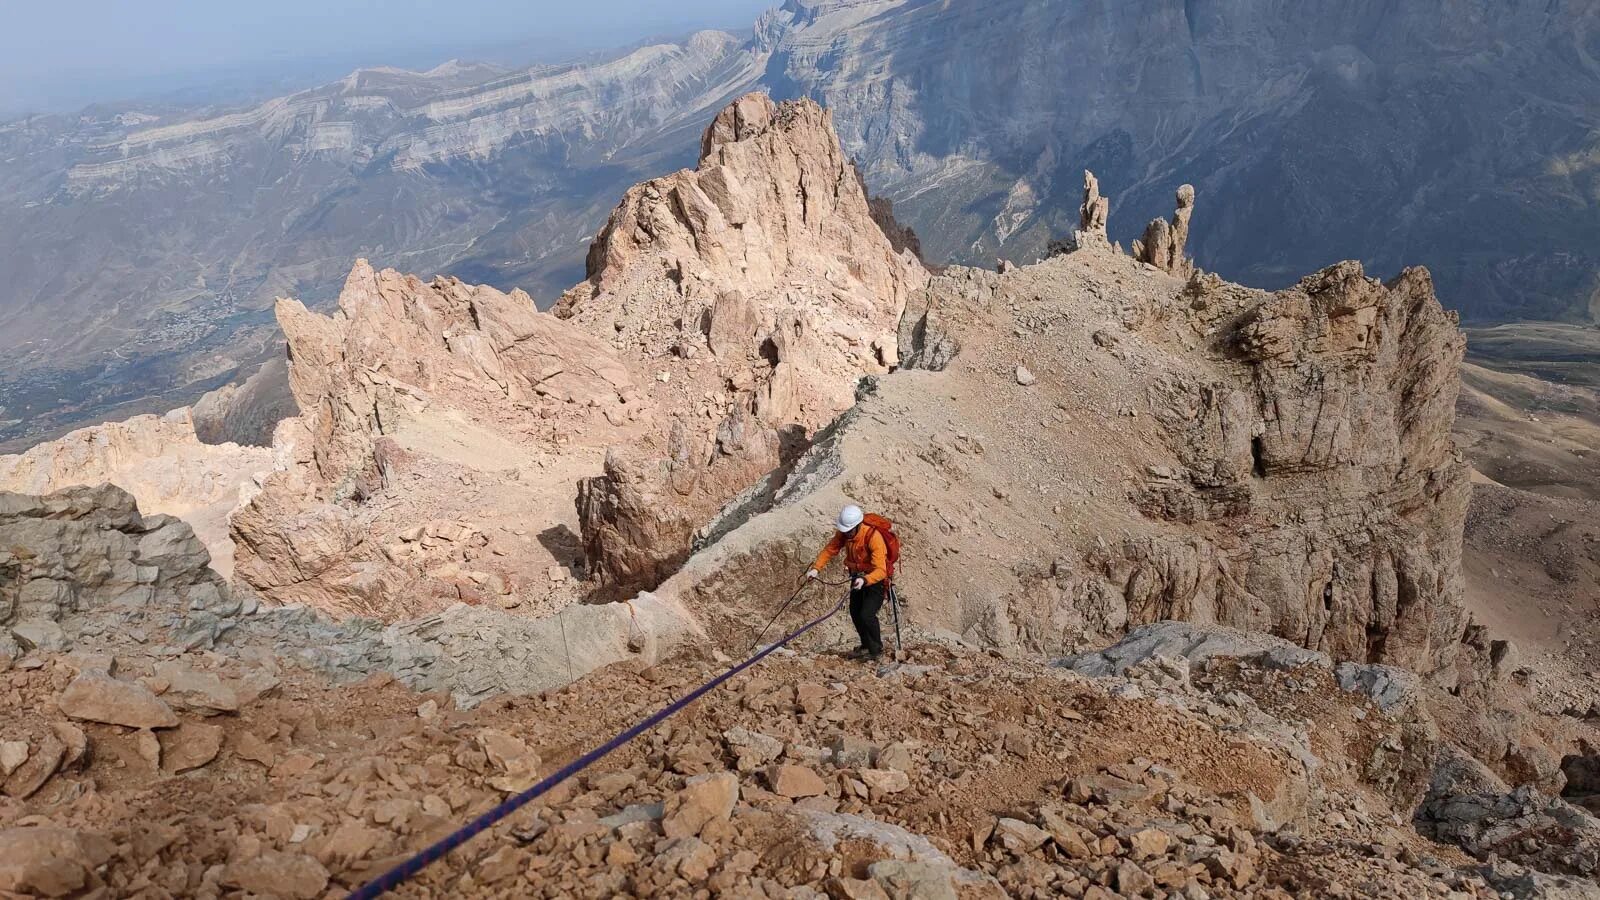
[836,504,864,532]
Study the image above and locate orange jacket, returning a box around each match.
[813,525,889,586]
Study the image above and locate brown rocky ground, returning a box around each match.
[0,623,1513,899]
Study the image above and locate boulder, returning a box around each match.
[1334,662,1420,712]
[0,742,27,778]
[768,764,827,798]
[830,734,878,768]
[159,723,224,773]
[477,728,542,793]
[859,769,910,795]
[2,735,64,800]
[993,817,1050,854]
[724,727,784,771]
[220,851,330,899]
[662,772,738,839]
[235,731,277,768]
[1127,827,1172,859]
[0,827,114,898]
[869,859,960,900]
[49,723,87,771]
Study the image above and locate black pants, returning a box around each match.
[849,580,886,656]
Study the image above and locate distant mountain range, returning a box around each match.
[4,0,1599,449]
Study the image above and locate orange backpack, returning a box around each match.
[860,513,901,582]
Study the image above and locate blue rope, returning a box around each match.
[346,589,847,899]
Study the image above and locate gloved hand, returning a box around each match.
[804,568,819,582]
[852,576,866,591]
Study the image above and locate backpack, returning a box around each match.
[860,513,901,582]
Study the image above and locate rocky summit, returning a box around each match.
[1,93,1599,899]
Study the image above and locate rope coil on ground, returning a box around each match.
[346,584,847,899]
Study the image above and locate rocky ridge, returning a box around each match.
[670,170,1471,686]
[228,92,924,616]
[3,94,1599,896]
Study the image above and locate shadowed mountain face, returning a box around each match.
[4,0,1600,449]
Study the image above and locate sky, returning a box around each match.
[1,0,777,117]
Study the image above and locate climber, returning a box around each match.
[805,504,900,660]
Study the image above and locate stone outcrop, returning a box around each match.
[191,358,299,447]
[273,260,637,496]
[1419,756,1600,877]
[1143,257,1470,678]
[1132,184,1195,277]
[0,485,239,659]
[576,411,795,596]
[558,93,926,597]
[0,411,270,578]
[560,92,923,425]
[1078,170,1110,247]
[1049,171,1111,256]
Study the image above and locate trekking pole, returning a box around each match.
[889,582,903,658]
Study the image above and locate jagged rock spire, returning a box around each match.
[1134,183,1196,277]
[1080,170,1109,235]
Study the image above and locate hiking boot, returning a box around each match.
[844,647,870,660]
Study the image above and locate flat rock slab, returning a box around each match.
[1059,621,1331,678]
[768,764,827,798]
[153,663,240,716]
[58,675,177,729]
[220,851,329,900]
